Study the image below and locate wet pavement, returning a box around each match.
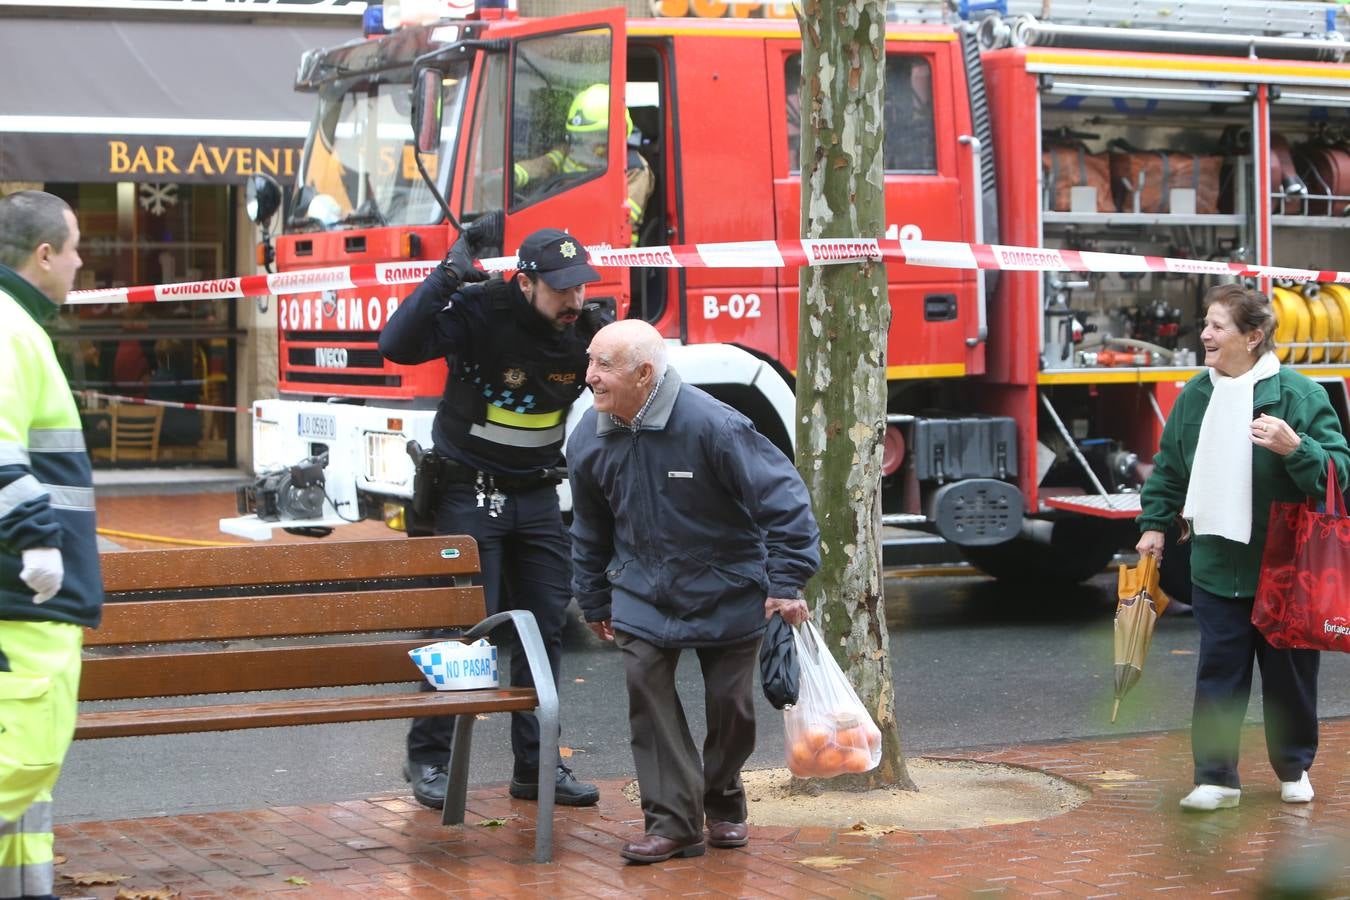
[55,489,1350,897]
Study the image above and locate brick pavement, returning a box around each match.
[55,720,1350,898]
[77,491,1350,896]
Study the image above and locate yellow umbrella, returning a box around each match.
[1111,554,1171,723]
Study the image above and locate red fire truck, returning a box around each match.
[229,0,1350,584]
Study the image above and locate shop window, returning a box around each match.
[46,182,238,468]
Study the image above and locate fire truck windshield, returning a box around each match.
[294,66,468,230]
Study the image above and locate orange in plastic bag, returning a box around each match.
[782,623,882,778]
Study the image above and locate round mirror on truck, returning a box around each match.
[246,174,282,226]
[412,67,443,155]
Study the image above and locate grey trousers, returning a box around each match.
[615,630,761,842]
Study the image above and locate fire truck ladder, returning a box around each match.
[889,0,1341,35]
[888,0,1346,59]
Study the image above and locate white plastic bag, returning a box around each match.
[782,621,881,778]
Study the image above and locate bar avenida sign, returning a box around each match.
[0,0,365,13]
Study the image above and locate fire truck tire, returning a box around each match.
[957,520,1120,585]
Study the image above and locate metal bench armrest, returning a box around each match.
[443,609,558,862]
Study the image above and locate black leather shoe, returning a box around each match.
[620,833,706,864]
[404,760,448,810]
[509,764,600,807]
[707,820,749,848]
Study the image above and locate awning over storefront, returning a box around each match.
[0,17,355,183]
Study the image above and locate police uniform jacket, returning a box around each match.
[569,368,821,648]
[378,267,590,477]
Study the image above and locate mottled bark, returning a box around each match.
[794,0,914,791]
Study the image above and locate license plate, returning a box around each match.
[298,413,337,440]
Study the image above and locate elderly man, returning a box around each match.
[568,320,820,864]
[0,190,104,899]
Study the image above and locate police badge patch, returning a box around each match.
[502,367,527,388]
[559,241,577,259]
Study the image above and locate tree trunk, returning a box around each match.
[794,0,914,791]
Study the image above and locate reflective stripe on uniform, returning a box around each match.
[0,444,29,467]
[28,429,86,453]
[469,420,565,448]
[0,476,45,518]
[484,405,564,430]
[0,801,55,899]
[0,801,51,836]
[41,485,95,511]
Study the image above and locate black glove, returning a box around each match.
[577,300,616,338]
[462,209,503,252]
[439,234,487,284]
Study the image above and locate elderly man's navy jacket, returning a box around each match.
[569,368,820,647]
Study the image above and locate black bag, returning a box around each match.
[410,443,442,520]
[758,613,799,709]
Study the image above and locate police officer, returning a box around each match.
[379,222,603,810]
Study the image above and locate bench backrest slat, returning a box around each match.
[82,536,488,703]
[85,587,484,646]
[98,535,480,592]
[81,640,439,700]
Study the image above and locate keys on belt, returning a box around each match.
[474,472,508,518]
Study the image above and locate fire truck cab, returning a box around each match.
[231,0,1350,586]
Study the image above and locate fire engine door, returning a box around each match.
[767,39,979,378]
[458,8,629,305]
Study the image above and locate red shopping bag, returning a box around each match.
[1252,459,1350,652]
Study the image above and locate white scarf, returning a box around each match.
[1183,351,1281,544]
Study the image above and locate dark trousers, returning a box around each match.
[406,482,570,777]
[1191,584,1320,788]
[615,630,760,843]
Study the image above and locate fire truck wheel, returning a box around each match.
[957,520,1121,586]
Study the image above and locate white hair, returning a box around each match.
[602,320,668,378]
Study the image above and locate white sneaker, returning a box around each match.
[1280,772,1314,803]
[1180,784,1241,811]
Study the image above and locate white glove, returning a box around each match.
[19,547,64,604]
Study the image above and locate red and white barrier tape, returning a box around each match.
[64,237,1350,306]
[76,390,248,415]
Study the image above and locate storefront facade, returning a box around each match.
[0,0,359,469]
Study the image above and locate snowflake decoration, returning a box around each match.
[138,183,179,216]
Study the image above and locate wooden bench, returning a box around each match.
[76,535,560,862]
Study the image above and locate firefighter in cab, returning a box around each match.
[513,83,655,245]
[378,219,609,810]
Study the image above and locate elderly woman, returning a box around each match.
[1137,283,1350,812]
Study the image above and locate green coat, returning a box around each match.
[1138,367,1350,599]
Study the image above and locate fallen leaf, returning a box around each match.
[846,821,901,836]
[53,854,66,865]
[478,818,507,828]
[475,714,490,720]
[798,855,862,870]
[574,677,586,683]
[284,876,310,886]
[64,872,130,886]
[116,888,178,899]
[1082,770,1141,781]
